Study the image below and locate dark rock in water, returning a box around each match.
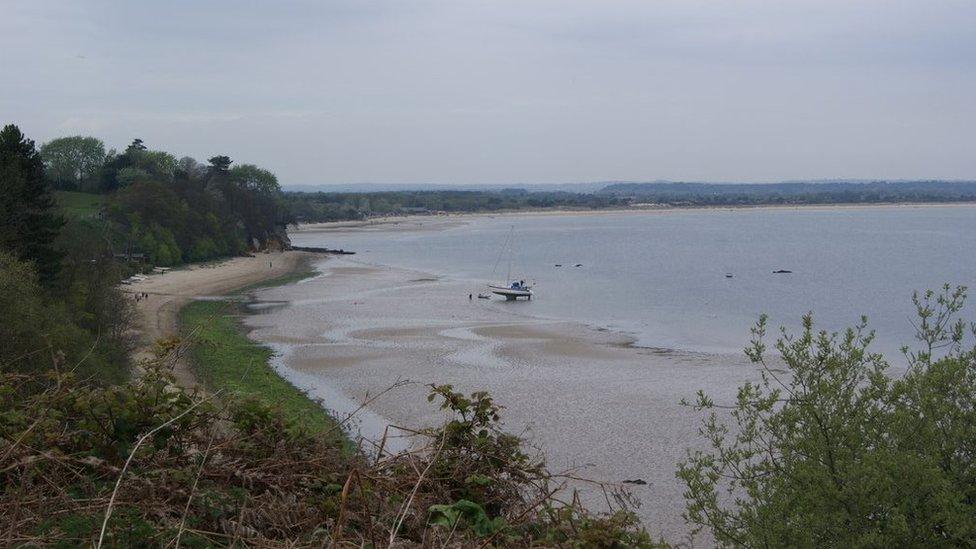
[622,479,647,485]
[773,269,792,274]
[291,245,355,255]
[555,264,562,267]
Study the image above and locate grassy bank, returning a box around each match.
[178,264,342,440]
[54,190,106,218]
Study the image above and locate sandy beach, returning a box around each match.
[245,249,759,541]
[115,203,975,540]
[125,250,313,386]
[291,200,976,235]
[114,203,976,540]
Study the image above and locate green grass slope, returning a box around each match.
[54,190,106,218]
[179,299,343,441]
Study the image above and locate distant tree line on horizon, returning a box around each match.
[599,180,976,205]
[284,189,630,222]
[285,180,976,222]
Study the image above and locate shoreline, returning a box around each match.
[126,250,316,387]
[291,200,976,232]
[243,253,757,539]
[178,296,346,439]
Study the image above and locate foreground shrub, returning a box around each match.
[679,285,976,547]
[0,356,655,546]
[0,250,126,384]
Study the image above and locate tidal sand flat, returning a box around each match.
[245,256,756,539]
[245,205,976,538]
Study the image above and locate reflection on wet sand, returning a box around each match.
[245,255,757,539]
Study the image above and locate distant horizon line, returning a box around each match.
[284,178,976,189]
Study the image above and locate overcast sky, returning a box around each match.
[2,1,974,185]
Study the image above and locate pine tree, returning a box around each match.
[0,124,64,284]
[207,155,232,176]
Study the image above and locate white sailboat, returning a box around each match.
[488,282,533,300]
[488,226,533,300]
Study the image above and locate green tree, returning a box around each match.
[229,163,279,194]
[0,124,64,284]
[0,251,121,383]
[114,150,176,187]
[99,139,175,191]
[228,163,286,245]
[207,155,232,175]
[136,150,177,181]
[678,285,976,547]
[176,156,203,179]
[126,138,147,152]
[38,136,106,191]
[116,166,152,187]
[54,217,135,367]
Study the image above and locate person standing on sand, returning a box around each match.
[469,293,472,300]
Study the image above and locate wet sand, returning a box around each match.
[245,253,759,541]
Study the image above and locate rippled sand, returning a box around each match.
[245,256,758,541]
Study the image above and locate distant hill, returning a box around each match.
[285,180,976,199]
[598,180,976,204]
[283,182,610,194]
[283,180,976,218]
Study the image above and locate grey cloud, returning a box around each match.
[1,0,973,184]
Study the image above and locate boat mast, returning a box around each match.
[506,225,514,283]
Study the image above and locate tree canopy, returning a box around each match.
[98,143,288,264]
[284,189,628,222]
[679,285,976,547]
[0,124,64,284]
[39,135,106,191]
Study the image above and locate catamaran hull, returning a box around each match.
[488,285,533,300]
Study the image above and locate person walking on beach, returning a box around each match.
[469,293,472,300]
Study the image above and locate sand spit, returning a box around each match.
[290,200,976,235]
[245,255,759,540]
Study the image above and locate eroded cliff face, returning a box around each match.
[270,225,293,251]
[249,225,293,252]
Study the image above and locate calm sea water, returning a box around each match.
[292,206,976,359]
